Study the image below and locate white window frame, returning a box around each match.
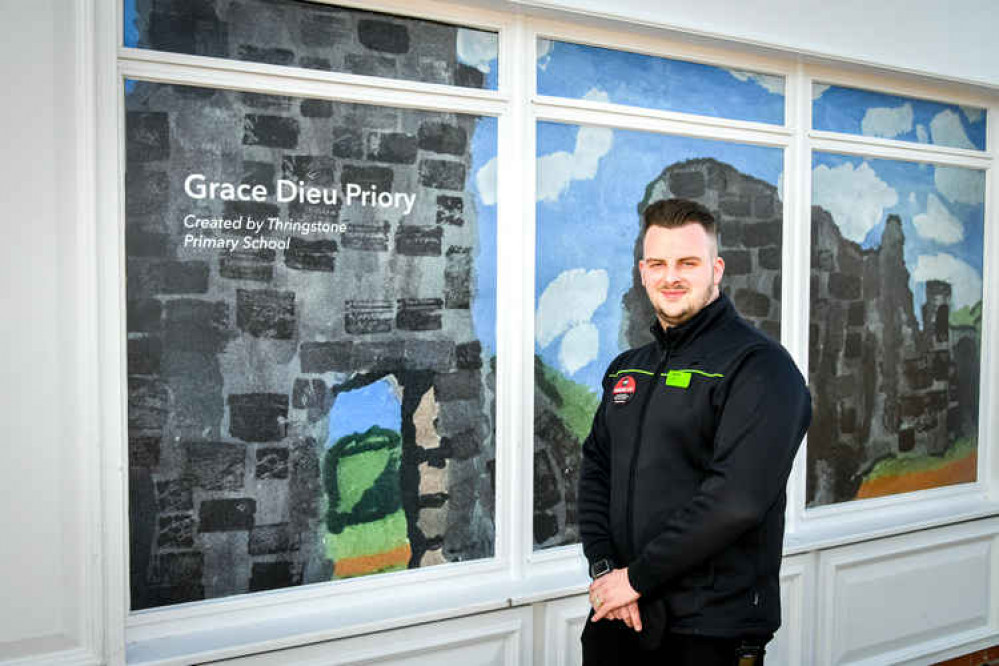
[523,16,795,584]
[788,67,997,552]
[95,1,999,663]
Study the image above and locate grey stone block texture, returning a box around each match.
[125,1,496,609]
[133,0,494,90]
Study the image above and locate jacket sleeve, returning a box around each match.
[627,345,811,596]
[577,361,619,569]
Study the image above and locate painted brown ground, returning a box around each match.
[856,452,977,500]
[333,543,412,578]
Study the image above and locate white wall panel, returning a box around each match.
[769,553,815,666]
[0,0,101,664]
[541,595,589,666]
[816,520,999,665]
[200,608,531,666]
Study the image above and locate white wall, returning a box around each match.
[0,0,101,664]
[504,0,999,89]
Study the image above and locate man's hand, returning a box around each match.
[589,568,641,626]
[605,601,642,631]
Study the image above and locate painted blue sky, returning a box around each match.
[812,152,985,321]
[328,379,402,446]
[537,39,785,125]
[813,85,987,151]
[469,116,498,355]
[534,121,782,392]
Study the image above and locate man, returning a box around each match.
[578,198,811,665]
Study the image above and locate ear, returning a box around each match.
[713,256,725,287]
[638,258,647,286]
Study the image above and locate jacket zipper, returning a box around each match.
[625,339,672,557]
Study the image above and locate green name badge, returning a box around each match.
[665,370,691,389]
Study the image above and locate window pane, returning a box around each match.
[807,152,984,506]
[124,0,499,90]
[812,84,986,150]
[124,79,497,609]
[533,120,783,548]
[537,39,785,125]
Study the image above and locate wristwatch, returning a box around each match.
[589,558,614,579]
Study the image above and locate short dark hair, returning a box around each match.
[641,198,718,251]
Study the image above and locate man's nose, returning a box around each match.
[662,263,680,283]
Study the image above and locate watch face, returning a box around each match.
[592,560,612,577]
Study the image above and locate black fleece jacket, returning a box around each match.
[578,293,811,637]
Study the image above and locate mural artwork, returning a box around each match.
[813,84,987,151]
[533,126,785,548]
[807,151,984,505]
[125,0,499,90]
[538,39,785,125]
[124,0,499,611]
[532,42,788,549]
[125,75,497,608]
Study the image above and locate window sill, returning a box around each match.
[785,489,999,555]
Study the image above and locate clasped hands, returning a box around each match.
[588,567,642,632]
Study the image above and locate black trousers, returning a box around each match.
[581,614,769,666]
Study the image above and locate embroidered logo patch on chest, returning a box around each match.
[612,375,637,405]
[665,370,692,389]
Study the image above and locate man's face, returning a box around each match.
[639,223,725,329]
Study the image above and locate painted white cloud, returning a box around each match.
[538,152,574,203]
[916,124,929,143]
[559,322,599,375]
[911,253,982,309]
[726,69,785,95]
[536,268,609,348]
[909,192,917,205]
[929,109,976,150]
[961,105,984,124]
[812,162,898,243]
[812,84,830,100]
[456,29,497,73]
[935,165,985,205]
[537,107,614,203]
[913,193,964,245]
[860,103,913,139]
[476,157,497,206]
[582,87,610,104]
[537,38,553,61]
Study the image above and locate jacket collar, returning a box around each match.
[650,292,735,351]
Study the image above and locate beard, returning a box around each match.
[648,282,718,328]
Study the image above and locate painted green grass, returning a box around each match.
[537,358,601,443]
[864,437,977,482]
[336,448,394,513]
[950,300,982,335]
[325,508,409,562]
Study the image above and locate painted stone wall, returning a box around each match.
[807,208,979,505]
[623,157,783,347]
[125,79,495,609]
[130,0,491,88]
